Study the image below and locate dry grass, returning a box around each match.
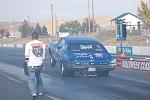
[1,16,148,46]
[87,33,150,47]
[0,36,58,45]
[1,32,150,47]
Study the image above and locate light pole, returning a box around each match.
[13,19,16,37]
[92,0,95,33]
[50,4,54,37]
[55,13,59,37]
[88,0,91,33]
[27,16,30,36]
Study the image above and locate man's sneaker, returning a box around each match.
[39,92,43,96]
[32,93,36,97]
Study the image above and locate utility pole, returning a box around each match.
[50,4,54,37]
[28,16,30,22]
[92,0,95,33]
[55,13,58,37]
[28,16,30,36]
[148,0,150,23]
[13,19,15,37]
[88,0,91,33]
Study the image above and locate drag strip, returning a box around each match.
[0,47,150,100]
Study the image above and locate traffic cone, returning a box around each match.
[120,53,126,59]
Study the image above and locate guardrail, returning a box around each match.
[0,44,25,48]
[0,44,48,48]
[105,46,150,56]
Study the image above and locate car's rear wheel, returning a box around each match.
[97,71,109,77]
[61,63,74,77]
[50,57,56,67]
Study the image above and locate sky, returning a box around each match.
[0,0,141,21]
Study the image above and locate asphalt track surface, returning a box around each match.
[0,72,52,100]
[0,47,150,100]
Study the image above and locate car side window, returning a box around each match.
[58,39,66,49]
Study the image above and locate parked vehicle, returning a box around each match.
[48,36,116,77]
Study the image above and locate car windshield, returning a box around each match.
[70,43,104,52]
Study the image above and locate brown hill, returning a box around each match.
[40,16,113,34]
[94,16,113,28]
[0,16,113,37]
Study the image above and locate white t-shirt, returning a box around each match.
[25,40,46,67]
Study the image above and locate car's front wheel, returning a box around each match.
[61,63,74,77]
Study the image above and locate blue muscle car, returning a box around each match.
[48,36,115,77]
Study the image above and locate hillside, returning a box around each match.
[0,16,150,47]
[40,16,113,33]
[0,16,113,37]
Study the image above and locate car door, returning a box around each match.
[57,39,66,62]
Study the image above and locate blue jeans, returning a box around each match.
[27,66,44,94]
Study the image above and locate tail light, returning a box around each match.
[109,59,117,66]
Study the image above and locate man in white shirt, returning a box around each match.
[25,32,45,97]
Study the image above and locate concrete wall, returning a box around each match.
[105,46,150,56]
[0,44,150,56]
[0,44,25,48]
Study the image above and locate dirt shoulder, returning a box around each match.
[0,34,150,47]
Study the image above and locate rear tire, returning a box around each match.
[50,57,56,67]
[61,63,74,77]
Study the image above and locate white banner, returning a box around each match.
[121,60,150,71]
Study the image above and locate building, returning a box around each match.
[111,12,142,34]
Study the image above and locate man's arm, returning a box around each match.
[42,44,46,71]
[43,44,46,60]
[25,43,30,63]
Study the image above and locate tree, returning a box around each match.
[59,19,98,35]
[42,25,48,36]
[18,20,34,38]
[0,29,10,39]
[59,24,69,33]
[35,23,42,36]
[59,21,81,35]
[28,26,35,36]
[82,19,90,33]
[137,0,150,29]
[82,18,97,33]
[0,29,4,39]
[5,31,10,38]
[69,21,81,35]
